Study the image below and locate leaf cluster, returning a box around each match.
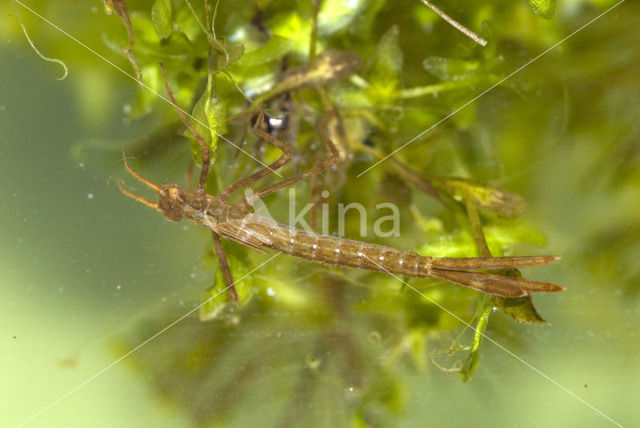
[98,0,571,422]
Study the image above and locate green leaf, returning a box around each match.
[479,21,497,60]
[129,64,162,118]
[461,297,491,382]
[485,220,548,249]
[363,25,403,104]
[494,294,547,324]
[318,0,367,34]
[368,25,403,79]
[187,87,227,164]
[418,232,478,258]
[151,0,173,40]
[434,177,527,218]
[236,35,292,67]
[199,283,230,321]
[409,330,428,373]
[460,349,480,382]
[423,56,481,81]
[209,40,244,73]
[306,50,362,86]
[527,0,556,19]
[270,12,312,55]
[254,49,361,104]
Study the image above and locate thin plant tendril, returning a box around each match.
[211,0,222,40]
[11,0,69,80]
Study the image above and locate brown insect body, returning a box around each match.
[147,180,562,299]
[118,72,563,300]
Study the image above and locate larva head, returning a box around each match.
[158,184,187,221]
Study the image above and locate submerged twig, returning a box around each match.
[104,0,135,46]
[420,0,487,46]
[123,47,143,89]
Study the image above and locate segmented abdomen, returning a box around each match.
[242,218,431,277]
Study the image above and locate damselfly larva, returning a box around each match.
[118,64,563,299]
[118,80,563,300]
[118,152,563,298]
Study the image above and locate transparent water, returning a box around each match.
[2,1,638,427]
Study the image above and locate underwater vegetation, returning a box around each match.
[5,0,639,426]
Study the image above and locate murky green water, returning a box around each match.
[2,1,638,427]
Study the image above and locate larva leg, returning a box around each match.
[218,110,293,201]
[251,109,340,200]
[212,231,239,303]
